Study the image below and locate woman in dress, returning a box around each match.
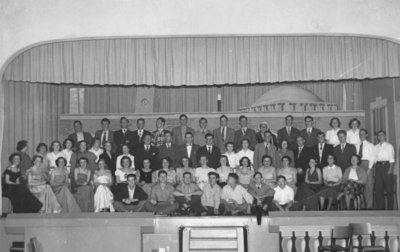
[89,138,103,162]
[235,139,254,168]
[216,155,233,187]
[236,156,254,189]
[347,118,361,151]
[99,141,117,190]
[318,154,343,210]
[93,159,115,212]
[115,144,135,170]
[47,140,66,170]
[340,154,367,210]
[257,155,276,188]
[152,157,177,186]
[176,156,195,185]
[49,157,81,213]
[325,117,341,147]
[27,155,62,213]
[276,156,297,191]
[72,157,94,212]
[275,140,294,169]
[115,156,139,192]
[35,143,49,170]
[3,153,42,213]
[295,157,322,210]
[139,158,153,195]
[256,121,278,147]
[222,142,239,170]
[194,155,214,190]
[61,138,74,172]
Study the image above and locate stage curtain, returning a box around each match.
[4,36,400,86]
[1,81,69,168]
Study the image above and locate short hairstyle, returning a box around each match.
[281,155,292,164]
[228,173,239,181]
[350,154,362,165]
[204,133,214,139]
[137,118,145,123]
[164,130,172,136]
[101,118,110,124]
[78,157,89,164]
[254,172,263,178]
[240,138,250,146]
[199,155,209,161]
[208,171,219,178]
[199,117,208,123]
[78,140,87,148]
[219,155,230,167]
[63,138,74,149]
[308,156,317,163]
[32,155,44,163]
[36,143,48,153]
[225,141,235,148]
[157,117,166,124]
[127,173,136,180]
[359,128,368,135]
[348,118,361,128]
[91,137,101,147]
[185,132,193,137]
[158,170,167,177]
[179,114,188,120]
[316,132,325,138]
[337,130,347,137]
[377,130,386,136]
[329,117,341,128]
[304,115,314,121]
[49,140,62,152]
[285,115,294,120]
[16,140,28,151]
[239,156,251,167]
[280,140,288,148]
[160,157,171,168]
[180,156,193,168]
[120,117,129,123]
[142,132,152,139]
[327,154,336,162]
[55,157,67,167]
[73,120,82,126]
[182,172,192,178]
[239,115,248,121]
[277,175,286,181]
[262,155,273,165]
[120,156,132,167]
[9,153,21,163]
[296,135,305,141]
[220,115,228,121]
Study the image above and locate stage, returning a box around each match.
[1,211,399,252]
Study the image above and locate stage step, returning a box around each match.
[9,241,24,252]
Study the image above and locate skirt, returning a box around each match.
[317,185,342,198]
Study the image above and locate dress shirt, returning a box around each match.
[360,140,376,168]
[201,183,221,208]
[223,152,239,169]
[325,128,341,146]
[221,184,253,204]
[186,144,193,158]
[306,127,312,135]
[206,145,213,153]
[273,185,294,205]
[144,145,151,151]
[235,149,254,167]
[138,129,143,137]
[77,132,84,142]
[221,127,227,141]
[318,143,325,162]
[375,142,395,163]
[122,128,127,134]
[348,167,358,181]
[286,127,292,135]
[116,154,135,169]
[322,165,342,183]
[128,186,136,200]
[242,127,247,135]
[101,131,109,145]
[150,183,175,202]
[347,129,361,151]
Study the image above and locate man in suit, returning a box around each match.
[197,133,221,169]
[158,130,179,168]
[172,114,195,145]
[176,132,200,168]
[132,118,151,152]
[254,131,278,170]
[299,115,321,148]
[113,117,135,155]
[234,115,257,150]
[333,130,356,173]
[113,174,148,212]
[68,120,93,151]
[152,117,167,147]
[194,117,212,146]
[293,136,314,184]
[134,132,159,170]
[213,114,235,153]
[94,118,115,150]
[313,132,334,169]
[277,115,300,150]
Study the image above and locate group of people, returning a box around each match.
[1,114,396,216]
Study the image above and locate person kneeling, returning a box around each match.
[220,173,253,215]
[173,172,203,215]
[271,175,296,211]
[113,174,147,212]
[146,170,179,215]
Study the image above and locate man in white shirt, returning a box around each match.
[220,173,253,215]
[374,130,396,210]
[201,172,221,215]
[358,129,376,209]
[271,176,294,211]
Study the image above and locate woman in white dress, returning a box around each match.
[235,139,254,168]
[47,141,66,170]
[347,118,361,152]
[195,155,214,190]
[325,117,341,147]
[93,159,114,212]
[89,138,103,162]
[216,155,233,187]
[222,142,239,170]
[115,144,135,170]
[61,139,74,172]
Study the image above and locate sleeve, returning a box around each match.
[247,183,256,198]
[116,156,122,170]
[168,186,175,202]
[214,187,221,209]
[389,144,395,163]
[150,186,157,201]
[220,186,228,201]
[288,188,294,201]
[201,188,206,206]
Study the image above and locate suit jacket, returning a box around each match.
[134,144,159,170]
[234,128,257,151]
[213,126,235,153]
[197,145,221,169]
[253,142,278,171]
[193,129,212,146]
[333,143,356,172]
[277,127,300,150]
[67,132,93,151]
[114,184,148,203]
[114,129,135,155]
[256,131,278,148]
[99,151,117,179]
[94,130,115,150]
[299,127,321,148]
[171,126,195,145]
[313,143,334,169]
[158,143,179,168]
[176,143,200,168]
[131,129,151,152]
[293,146,314,172]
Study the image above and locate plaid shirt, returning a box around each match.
[152,128,166,147]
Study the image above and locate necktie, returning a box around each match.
[123,129,126,135]
[221,127,225,141]
[257,185,261,189]
[102,132,107,146]
[146,146,149,151]
[341,144,345,152]
[208,146,212,154]
[307,128,311,137]
[359,142,363,159]
[287,127,291,136]
[242,128,246,136]
[139,130,142,138]
[298,147,302,158]
[167,143,170,149]
[319,144,323,161]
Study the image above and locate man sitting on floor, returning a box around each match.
[146,170,179,215]
[220,173,253,215]
[200,172,222,216]
[248,172,275,215]
[173,172,203,215]
[113,174,148,212]
[271,175,295,211]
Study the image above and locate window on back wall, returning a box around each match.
[69,87,85,114]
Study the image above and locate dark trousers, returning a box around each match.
[175,195,203,214]
[375,162,394,210]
